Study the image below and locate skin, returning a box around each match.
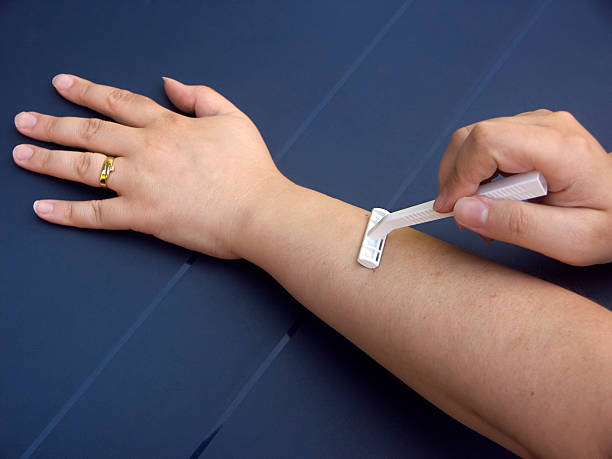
[434,110,612,266]
[13,74,612,457]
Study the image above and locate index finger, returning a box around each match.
[436,122,572,212]
[52,74,169,127]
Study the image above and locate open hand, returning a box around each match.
[13,75,285,259]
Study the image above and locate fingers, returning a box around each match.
[162,77,238,117]
[14,111,140,156]
[437,125,474,194]
[13,144,129,191]
[33,197,133,230]
[52,74,169,127]
[453,197,606,265]
[435,121,573,212]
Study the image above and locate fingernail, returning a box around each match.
[52,74,73,90]
[15,112,37,129]
[34,200,53,215]
[454,197,488,227]
[13,145,33,161]
[434,188,448,212]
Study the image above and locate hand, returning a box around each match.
[13,74,287,259]
[433,110,612,266]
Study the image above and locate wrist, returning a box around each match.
[231,177,370,273]
[229,173,300,261]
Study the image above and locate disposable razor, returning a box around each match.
[357,171,548,269]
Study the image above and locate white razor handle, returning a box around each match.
[358,171,547,269]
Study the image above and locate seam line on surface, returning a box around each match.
[20,254,197,459]
[273,0,415,162]
[187,3,417,455]
[189,316,304,459]
[385,0,552,210]
[23,1,414,456]
[188,3,416,455]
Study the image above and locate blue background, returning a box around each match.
[2,1,611,457]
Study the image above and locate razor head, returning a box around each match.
[357,208,390,269]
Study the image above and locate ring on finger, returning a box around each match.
[99,156,115,188]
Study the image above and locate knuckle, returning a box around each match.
[534,108,552,115]
[64,201,73,221]
[80,82,94,102]
[107,89,133,108]
[564,133,589,153]
[469,122,493,148]
[80,118,103,140]
[39,149,53,170]
[506,205,533,237]
[554,110,576,123]
[195,84,216,97]
[45,116,58,137]
[160,110,180,125]
[149,110,180,129]
[74,153,92,180]
[451,126,470,145]
[90,200,104,225]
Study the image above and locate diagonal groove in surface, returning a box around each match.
[20,1,412,453]
[20,254,197,459]
[21,0,548,455]
[189,1,553,456]
[189,316,304,459]
[386,0,552,210]
[273,0,415,163]
[189,2,417,455]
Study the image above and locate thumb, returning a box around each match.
[162,77,238,117]
[454,196,600,265]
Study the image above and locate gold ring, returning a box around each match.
[99,156,115,188]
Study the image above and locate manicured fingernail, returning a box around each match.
[162,76,181,85]
[15,112,37,129]
[52,74,73,90]
[13,145,33,161]
[34,200,53,215]
[454,197,488,227]
[434,188,448,212]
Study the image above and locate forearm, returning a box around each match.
[235,178,612,457]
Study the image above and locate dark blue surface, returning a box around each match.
[204,314,514,459]
[2,1,611,458]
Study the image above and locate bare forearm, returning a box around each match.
[18,75,612,456]
[236,179,612,457]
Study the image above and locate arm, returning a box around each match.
[236,179,612,458]
[15,75,612,458]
